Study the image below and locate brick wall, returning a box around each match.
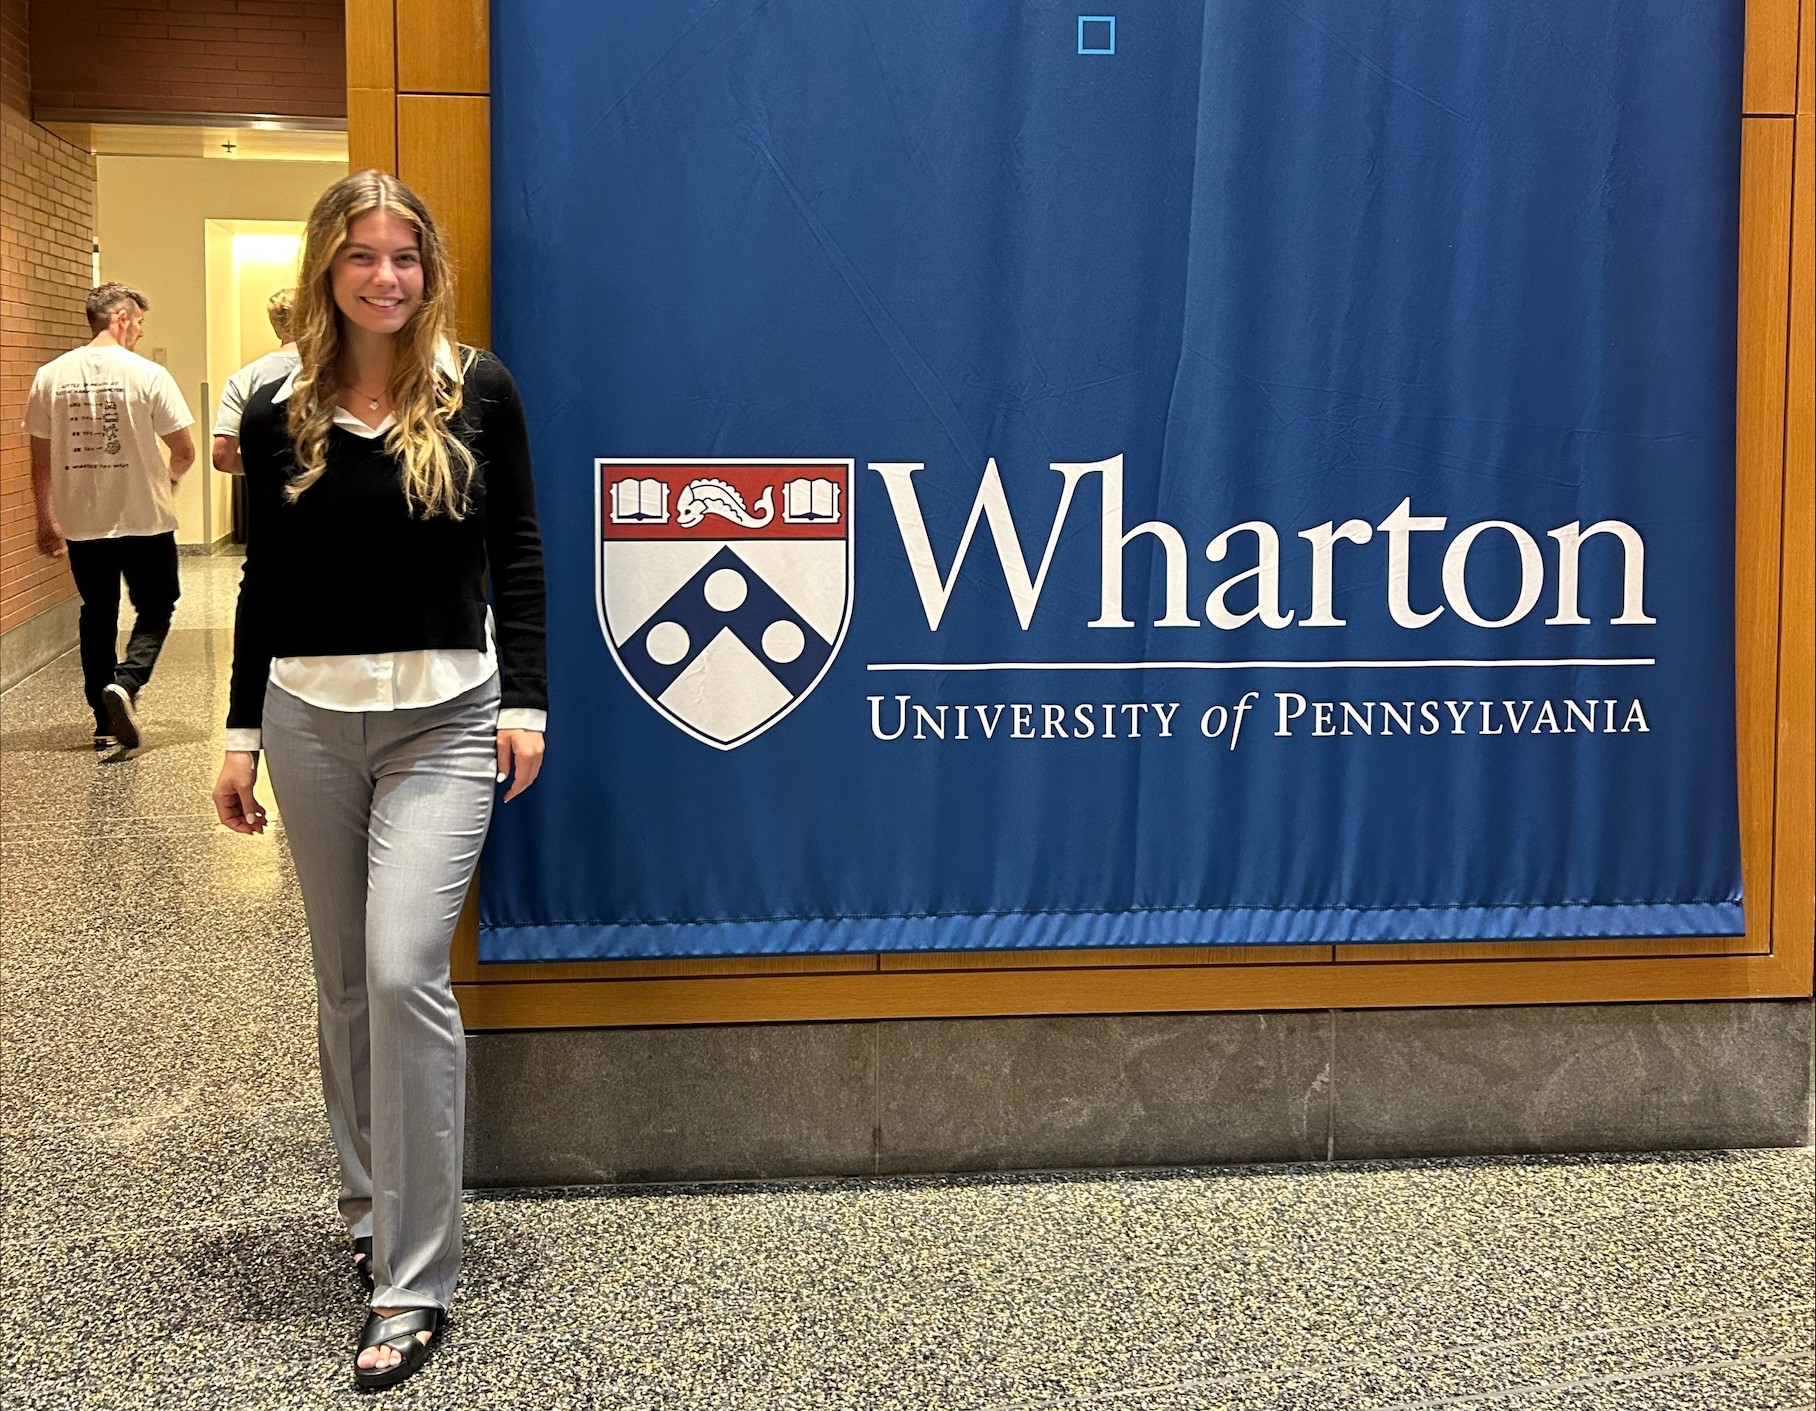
[1,0,92,635]
[0,0,25,114]
[29,0,345,120]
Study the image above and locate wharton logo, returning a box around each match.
[596,460,854,749]
[600,451,1656,749]
[869,455,1655,634]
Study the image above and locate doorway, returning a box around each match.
[205,221,303,545]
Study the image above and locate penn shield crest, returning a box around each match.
[596,459,853,749]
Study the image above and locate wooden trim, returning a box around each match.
[1775,108,1815,992]
[1736,116,1797,948]
[455,946,1808,1030]
[1801,0,1814,115]
[359,0,1814,1030]
[1334,936,1768,965]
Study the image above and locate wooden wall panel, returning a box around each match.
[365,0,1814,1028]
[346,89,396,174]
[395,0,488,95]
[344,0,395,175]
[345,0,395,90]
[1744,0,1800,112]
[397,95,490,348]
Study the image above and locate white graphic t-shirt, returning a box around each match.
[23,344,195,541]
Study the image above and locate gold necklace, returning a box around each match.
[345,380,388,412]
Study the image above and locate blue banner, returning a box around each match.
[482,0,1745,959]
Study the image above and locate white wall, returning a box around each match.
[233,231,300,360]
[203,220,238,541]
[96,156,342,545]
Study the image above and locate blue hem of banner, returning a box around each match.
[477,901,1746,962]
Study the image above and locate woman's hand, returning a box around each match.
[496,729,545,803]
[213,751,268,834]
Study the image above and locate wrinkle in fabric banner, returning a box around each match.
[482,0,1746,959]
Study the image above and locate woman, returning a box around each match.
[212,169,547,1391]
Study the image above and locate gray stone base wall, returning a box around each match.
[464,998,1815,1187]
[177,535,235,556]
[0,596,79,693]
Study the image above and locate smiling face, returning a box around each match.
[329,209,425,339]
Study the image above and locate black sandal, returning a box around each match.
[353,1306,444,1392]
[351,1237,374,1295]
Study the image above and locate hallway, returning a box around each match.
[1,555,1811,1410]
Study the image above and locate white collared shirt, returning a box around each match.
[225,360,546,752]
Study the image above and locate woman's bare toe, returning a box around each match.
[357,1344,399,1371]
[357,1310,432,1371]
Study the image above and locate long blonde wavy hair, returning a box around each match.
[285,170,474,518]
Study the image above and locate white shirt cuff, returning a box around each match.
[224,730,262,753]
[498,708,547,732]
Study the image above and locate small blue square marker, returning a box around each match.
[1078,15,1115,55]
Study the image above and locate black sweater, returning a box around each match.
[228,348,548,730]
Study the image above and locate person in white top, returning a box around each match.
[212,286,300,476]
[27,282,197,753]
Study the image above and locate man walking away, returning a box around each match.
[212,287,299,476]
[27,283,196,754]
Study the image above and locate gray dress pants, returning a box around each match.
[262,677,500,1310]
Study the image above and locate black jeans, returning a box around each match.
[64,532,181,732]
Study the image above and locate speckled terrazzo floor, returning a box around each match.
[2,556,1813,1410]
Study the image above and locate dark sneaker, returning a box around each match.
[101,683,141,751]
[92,733,117,753]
